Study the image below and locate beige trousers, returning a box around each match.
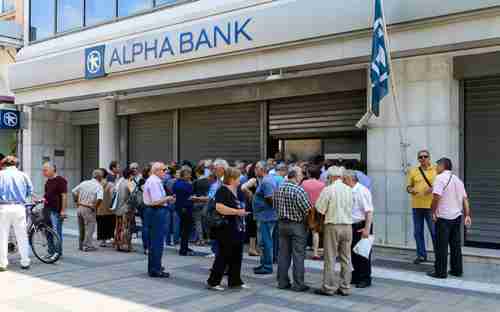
[322,224,353,294]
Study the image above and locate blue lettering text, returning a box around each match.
[109,48,122,67]
[195,28,212,51]
[122,45,132,64]
[214,23,231,47]
[159,35,175,58]
[144,39,158,60]
[132,42,144,63]
[235,18,253,43]
[179,32,194,54]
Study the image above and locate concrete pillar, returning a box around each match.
[98,97,119,168]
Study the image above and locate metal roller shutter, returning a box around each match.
[128,111,174,168]
[81,125,98,180]
[464,76,500,246]
[269,90,366,138]
[179,103,261,163]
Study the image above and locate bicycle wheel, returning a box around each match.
[29,225,61,264]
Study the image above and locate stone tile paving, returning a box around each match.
[2,234,500,312]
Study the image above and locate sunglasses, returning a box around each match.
[418,155,429,160]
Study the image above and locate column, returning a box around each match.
[98,97,119,168]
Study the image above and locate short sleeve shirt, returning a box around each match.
[72,179,104,208]
[143,175,166,206]
[352,183,374,223]
[45,176,68,212]
[433,171,467,220]
[407,165,437,209]
[214,186,245,240]
[253,175,279,222]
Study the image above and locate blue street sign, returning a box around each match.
[0,109,20,129]
[85,45,106,79]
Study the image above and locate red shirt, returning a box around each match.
[301,179,326,208]
[45,176,68,213]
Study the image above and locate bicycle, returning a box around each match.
[8,201,62,264]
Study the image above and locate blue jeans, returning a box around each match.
[48,211,63,256]
[412,208,436,259]
[145,207,167,276]
[258,220,277,273]
[165,208,181,246]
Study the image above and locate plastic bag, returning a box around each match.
[353,235,375,259]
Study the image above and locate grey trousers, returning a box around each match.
[322,224,352,294]
[277,220,307,289]
[77,206,97,249]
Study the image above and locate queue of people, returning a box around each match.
[0,152,472,298]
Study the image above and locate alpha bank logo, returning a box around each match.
[0,110,20,129]
[85,45,106,79]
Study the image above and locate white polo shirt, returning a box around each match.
[351,182,374,223]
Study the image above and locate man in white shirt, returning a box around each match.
[344,170,374,288]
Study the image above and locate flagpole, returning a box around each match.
[379,0,408,174]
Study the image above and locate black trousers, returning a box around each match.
[179,211,193,255]
[435,216,463,277]
[351,221,372,284]
[207,227,244,287]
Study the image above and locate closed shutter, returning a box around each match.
[179,103,261,162]
[269,90,366,138]
[464,76,500,245]
[81,125,98,180]
[128,111,174,168]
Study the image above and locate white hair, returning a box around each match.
[327,166,345,178]
[213,158,229,169]
[151,162,165,174]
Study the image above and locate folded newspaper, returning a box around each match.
[353,235,375,259]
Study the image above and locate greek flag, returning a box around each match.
[370,0,390,117]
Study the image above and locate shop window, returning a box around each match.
[57,0,83,33]
[30,0,56,41]
[118,0,153,17]
[85,0,116,26]
[0,0,15,13]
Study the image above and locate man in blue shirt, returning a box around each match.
[173,166,195,256]
[0,156,33,271]
[246,160,279,274]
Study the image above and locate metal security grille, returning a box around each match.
[269,90,366,138]
[179,103,261,162]
[128,111,174,168]
[464,76,500,246]
[81,124,99,181]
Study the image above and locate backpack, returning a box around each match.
[128,180,143,211]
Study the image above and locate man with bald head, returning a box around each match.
[143,162,176,278]
[43,162,68,257]
[72,169,104,252]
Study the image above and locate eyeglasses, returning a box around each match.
[418,155,429,160]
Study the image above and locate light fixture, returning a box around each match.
[266,69,284,81]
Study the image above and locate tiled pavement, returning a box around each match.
[2,216,500,312]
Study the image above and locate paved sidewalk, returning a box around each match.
[2,216,500,312]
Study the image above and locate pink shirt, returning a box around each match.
[433,171,467,220]
[301,179,326,207]
[143,175,166,206]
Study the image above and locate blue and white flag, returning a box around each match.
[370,0,390,117]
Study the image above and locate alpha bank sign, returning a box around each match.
[85,17,254,79]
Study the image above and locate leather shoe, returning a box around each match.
[335,289,351,296]
[150,272,170,278]
[21,265,30,270]
[254,268,272,275]
[314,289,334,296]
[413,257,427,265]
[292,285,310,292]
[448,270,463,278]
[356,281,372,288]
[427,271,446,279]
[278,284,292,290]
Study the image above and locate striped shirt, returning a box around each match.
[72,179,104,209]
[273,181,312,223]
[0,166,33,204]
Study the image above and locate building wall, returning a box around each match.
[22,107,81,203]
[368,54,460,247]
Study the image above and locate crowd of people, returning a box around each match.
[0,150,472,294]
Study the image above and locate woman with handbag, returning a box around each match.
[96,169,116,248]
[207,167,250,291]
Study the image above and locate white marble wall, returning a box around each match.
[368,55,460,248]
[23,108,81,208]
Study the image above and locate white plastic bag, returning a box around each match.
[353,235,375,259]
